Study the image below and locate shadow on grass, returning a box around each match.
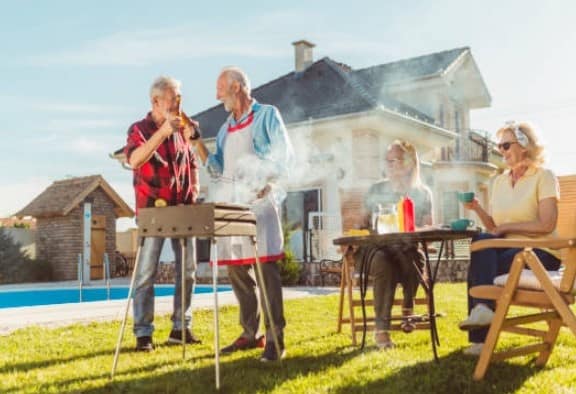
[54,345,364,394]
[0,348,116,374]
[0,339,201,375]
[333,350,539,394]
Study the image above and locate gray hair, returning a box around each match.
[220,66,251,94]
[149,76,181,99]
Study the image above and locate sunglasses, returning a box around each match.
[497,141,518,151]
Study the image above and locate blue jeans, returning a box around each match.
[467,233,561,343]
[133,237,197,338]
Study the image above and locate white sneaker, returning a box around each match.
[459,304,494,330]
[463,342,484,356]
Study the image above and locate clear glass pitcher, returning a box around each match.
[377,203,399,234]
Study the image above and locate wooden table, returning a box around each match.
[333,228,478,359]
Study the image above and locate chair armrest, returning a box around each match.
[470,237,576,252]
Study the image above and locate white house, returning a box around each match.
[191,40,500,260]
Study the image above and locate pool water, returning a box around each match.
[0,285,232,309]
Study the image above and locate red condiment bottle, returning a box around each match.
[402,196,415,232]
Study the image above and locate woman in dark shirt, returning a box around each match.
[355,140,433,349]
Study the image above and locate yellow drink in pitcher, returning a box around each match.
[377,203,399,233]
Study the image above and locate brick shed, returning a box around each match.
[15,175,134,281]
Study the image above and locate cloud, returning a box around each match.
[65,137,109,154]
[27,26,288,67]
[22,9,403,68]
[0,96,136,114]
[30,102,135,114]
[45,118,121,131]
[0,178,53,217]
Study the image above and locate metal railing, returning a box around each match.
[441,129,494,162]
[77,253,112,302]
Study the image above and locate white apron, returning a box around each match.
[211,118,284,265]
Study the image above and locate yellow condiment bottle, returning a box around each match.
[396,198,405,232]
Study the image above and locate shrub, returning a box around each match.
[278,225,302,286]
[279,248,301,286]
[0,228,53,284]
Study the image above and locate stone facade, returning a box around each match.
[305,258,470,287]
[156,262,230,285]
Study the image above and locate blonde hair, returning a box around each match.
[496,121,546,167]
[387,139,422,187]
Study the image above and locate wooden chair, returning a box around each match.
[469,183,576,380]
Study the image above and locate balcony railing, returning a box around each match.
[440,129,494,162]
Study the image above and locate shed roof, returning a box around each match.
[15,175,134,219]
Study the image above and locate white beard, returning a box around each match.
[223,102,232,113]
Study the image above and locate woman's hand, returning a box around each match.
[462,198,480,211]
[462,197,497,231]
[490,224,508,237]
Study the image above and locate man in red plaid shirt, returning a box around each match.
[124,76,201,351]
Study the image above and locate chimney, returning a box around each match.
[292,40,315,72]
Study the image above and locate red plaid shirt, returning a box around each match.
[125,112,199,214]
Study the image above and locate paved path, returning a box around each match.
[0,280,338,335]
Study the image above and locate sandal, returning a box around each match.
[401,308,416,333]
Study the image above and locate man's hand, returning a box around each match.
[159,114,182,138]
[256,183,272,199]
[183,118,200,141]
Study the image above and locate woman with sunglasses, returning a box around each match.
[355,140,433,349]
[459,121,561,355]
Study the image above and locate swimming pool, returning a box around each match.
[0,284,232,309]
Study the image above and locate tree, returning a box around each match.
[0,228,52,283]
[0,228,29,279]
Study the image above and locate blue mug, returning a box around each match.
[450,218,475,231]
[457,192,475,203]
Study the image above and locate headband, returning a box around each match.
[505,121,529,147]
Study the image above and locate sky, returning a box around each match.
[1,0,575,230]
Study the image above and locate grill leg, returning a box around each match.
[251,236,281,361]
[111,237,145,380]
[180,238,187,360]
[211,238,220,390]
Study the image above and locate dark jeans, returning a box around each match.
[467,233,561,343]
[355,244,423,331]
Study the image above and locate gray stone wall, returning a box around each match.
[156,262,229,284]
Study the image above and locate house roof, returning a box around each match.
[352,47,469,88]
[192,48,470,138]
[15,175,134,219]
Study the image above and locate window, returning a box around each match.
[283,189,322,261]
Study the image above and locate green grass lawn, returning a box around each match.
[1,283,576,393]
